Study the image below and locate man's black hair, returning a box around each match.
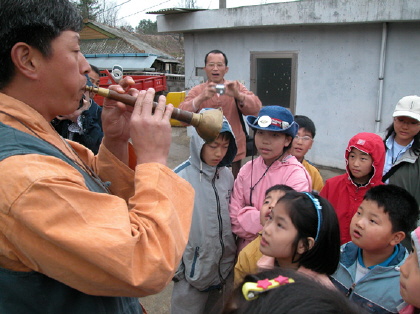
[0,0,83,90]
[204,50,228,66]
[265,184,295,196]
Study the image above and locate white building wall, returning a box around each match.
[181,22,420,169]
[158,0,420,169]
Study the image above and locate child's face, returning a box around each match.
[260,202,298,268]
[201,134,230,166]
[350,199,397,252]
[89,71,100,87]
[291,128,313,162]
[260,190,287,226]
[400,243,420,308]
[393,116,420,146]
[348,147,373,185]
[255,130,292,165]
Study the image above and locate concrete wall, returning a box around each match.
[158,0,420,169]
[158,0,420,33]
[181,23,420,169]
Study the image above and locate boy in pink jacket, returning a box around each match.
[229,106,311,252]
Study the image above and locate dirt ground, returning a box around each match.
[140,126,345,313]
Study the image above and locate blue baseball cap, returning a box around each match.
[246,105,298,137]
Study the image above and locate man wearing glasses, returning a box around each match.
[179,49,262,178]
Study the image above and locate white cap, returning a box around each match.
[393,95,420,122]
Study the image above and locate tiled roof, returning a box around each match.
[80,38,145,54]
[146,7,205,15]
[82,21,175,59]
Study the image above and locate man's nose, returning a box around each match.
[79,53,91,75]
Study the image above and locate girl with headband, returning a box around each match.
[236,191,340,288]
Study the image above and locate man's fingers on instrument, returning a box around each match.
[132,90,147,116]
[139,88,156,116]
[154,104,166,117]
[153,94,167,117]
[119,76,135,90]
[127,87,139,97]
[163,103,174,120]
[108,84,125,94]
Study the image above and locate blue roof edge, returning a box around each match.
[84,53,158,58]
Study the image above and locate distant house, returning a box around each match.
[80,20,180,74]
[156,0,420,169]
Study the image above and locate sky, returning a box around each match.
[114,0,296,27]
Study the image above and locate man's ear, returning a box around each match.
[390,231,405,246]
[10,42,41,80]
[297,237,315,254]
[225,66,229,74]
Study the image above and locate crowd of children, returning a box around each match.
[169,97,420,314]
[63,50,419,314]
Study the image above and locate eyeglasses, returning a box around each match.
[294,135,313,142]
[206,63,225,68]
